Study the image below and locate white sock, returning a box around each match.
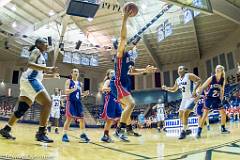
[183,125,188,131]
[63,130,67,135]
[80,129,85,135]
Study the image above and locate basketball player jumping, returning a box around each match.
[196,65,230,138]
[101,69,122,143]
[62,68,90,143]
[48,88,63,134]
[0,38,59,143]
[162,66,201,139]
[152,99,167,132]
[110,4,156,142]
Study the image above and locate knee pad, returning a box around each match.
[14,102,30,118]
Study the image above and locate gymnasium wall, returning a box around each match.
[134,26,240,90]
[0,27,239,97]
[0,59,105,96]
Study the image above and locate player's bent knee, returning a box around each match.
[14,101,30,118]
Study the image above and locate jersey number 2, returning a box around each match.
[212,90,220,97]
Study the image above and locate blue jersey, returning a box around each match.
[121,75,132,92]
[207,75,224,98]
[114,51,134,83]
[68,79,81,102]
[197,92,205,106]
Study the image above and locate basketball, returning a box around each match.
[123,2,138,17]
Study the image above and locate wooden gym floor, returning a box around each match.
[0,121,240,160]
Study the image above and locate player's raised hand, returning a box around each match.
[162,85,167,90]
[145,65,157,73]
[145,65,153,73]
[150,66,157,73]
[45,66,59,73]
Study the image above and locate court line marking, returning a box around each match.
[205,149,212,160]
[134,138,240,160]
[69,132,154,159]
[69,129,240,160]
[154,138,240,160]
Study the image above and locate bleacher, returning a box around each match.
[0,83,239,127]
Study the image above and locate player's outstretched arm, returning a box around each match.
[128,65,157,76]
[199,77,212,94]
[43,73,60,79]
[162,81,178,93]
[27,49,58,73]
[117,13,128,58]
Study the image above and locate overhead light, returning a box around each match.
[12,21,17,28]
[0,0,11,7]
[87,17,93,22]
[141,4,147,10]
[48,10,55,16]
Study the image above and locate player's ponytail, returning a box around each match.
[29,45,36,52]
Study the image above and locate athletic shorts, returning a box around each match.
[20,78,45,102]
[101,94,122,121]
[205,97,223,110]
[157,114,165,121]
[179,98,195,111]
[196,103,204,116]
[50,108,60,119]
[66,100,84,119]
[111,58,131,100]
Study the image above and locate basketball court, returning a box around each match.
[1,121,240,160]
[0,0,240,160]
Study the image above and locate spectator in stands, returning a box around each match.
[138,111,145,128]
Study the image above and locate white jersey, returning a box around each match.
[51,95,61,110]
[156,103,165,115]
[21,49,46,82]
[176,73,193,99]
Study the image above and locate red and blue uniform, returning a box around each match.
[110,52,134,100]
[101,84,122,121]
[205,75,224,110]
[66,79,84,119]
